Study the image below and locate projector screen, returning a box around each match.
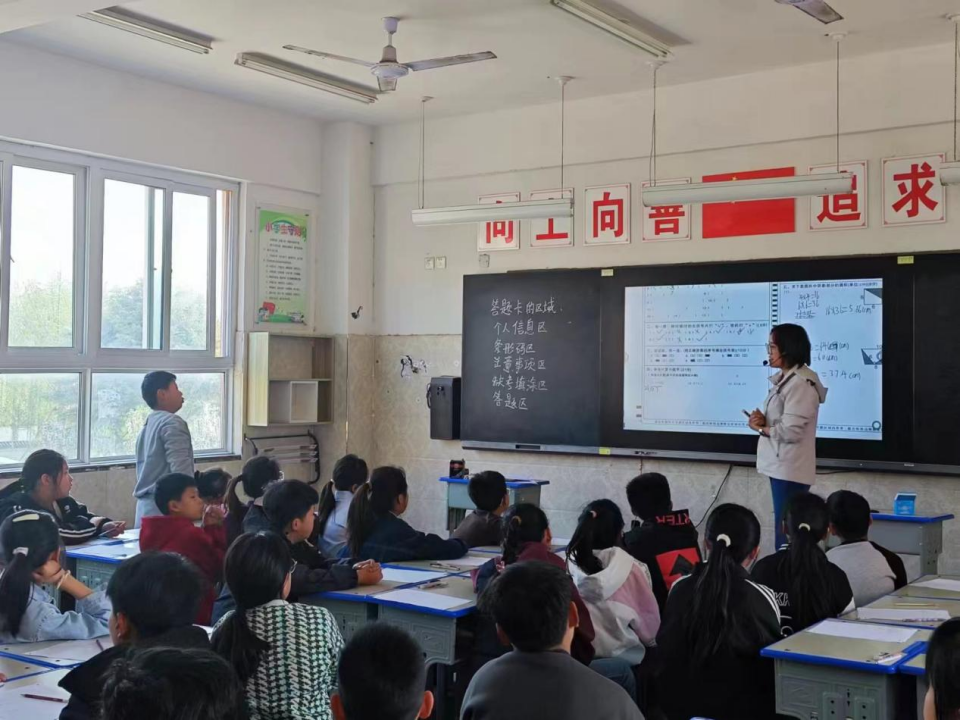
[623,279,883,441]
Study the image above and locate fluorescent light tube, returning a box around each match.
[235,53,377,104]
[412,198,574,227]
[81,8,212,55]
[940,161,960,185]
[641,173,853,206]
[550,0,671,59]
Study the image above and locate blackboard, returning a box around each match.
[461,271,602,446]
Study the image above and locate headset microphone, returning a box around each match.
[762,360,770,366]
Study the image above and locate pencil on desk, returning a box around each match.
[22,693,67,703]
[895,602,937,607]
[96,639,105,651]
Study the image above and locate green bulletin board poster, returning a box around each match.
[256,208,309,325]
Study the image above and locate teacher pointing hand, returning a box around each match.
[748,324,828,551]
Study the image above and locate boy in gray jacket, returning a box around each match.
[134,372,195,527]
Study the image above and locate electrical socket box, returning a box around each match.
[424,257,435,270]
[436,256,447,270]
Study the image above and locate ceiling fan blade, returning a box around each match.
[377,76,399,92]
[283,45,376,68]
[774,0,843,24]
[405,51,497,72]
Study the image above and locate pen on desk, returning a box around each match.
[96,639,105,651]
[22,693,67,703]
[420,581,447,590]
[430,562,459,571]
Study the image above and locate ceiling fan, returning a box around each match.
[283,17,497,93]
[774,0,843,24]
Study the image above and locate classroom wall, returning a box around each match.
[365,41,960,572]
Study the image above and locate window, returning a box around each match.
[0,143,238,468]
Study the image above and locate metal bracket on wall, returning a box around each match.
[244,431,321,485]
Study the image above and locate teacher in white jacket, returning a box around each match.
[748,324,828,551]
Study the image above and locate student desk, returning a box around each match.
[472,537,571,555]
[439,477,549,531]
[384,551,496,574]
[0,639,96,668]
[892,576,960,601]
[761,620,930,720]
[869,513,953,579]
[0,668,71,718]
[64,540,140,592]
[842,594,960,629]
[900,650,927,720]
[0,656,57,682]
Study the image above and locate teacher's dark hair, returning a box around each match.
[770,323,812,368]
[927,618,960,720]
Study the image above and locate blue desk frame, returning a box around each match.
[869,513,954,579]
[440,477,549,531]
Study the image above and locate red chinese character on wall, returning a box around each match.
[477,193,521,251]
[593,191,624,238]
[892,162,938,218]
[882,154,945,227]
[535,219,567,243]
[818,174,862,223]
[650,205,686,236]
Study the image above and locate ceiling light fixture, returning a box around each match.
[234,53,378,104]
[412,199,574,227]
[80,7,212,55]
[550,0,671,59]
[642,173,853,206]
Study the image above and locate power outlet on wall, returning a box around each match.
[424,257,435,270]
[424,256,447,270]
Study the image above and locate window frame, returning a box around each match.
[0,140,239,469]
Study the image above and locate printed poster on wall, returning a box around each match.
[882,153,946,227]
[641,179,691,242]
[585,183,631,245]
[477,193,521,252]
[256,207,310,325]
[809,161,868,231]
[529,188,573,248]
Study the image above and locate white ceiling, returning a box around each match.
[8,0,960,124]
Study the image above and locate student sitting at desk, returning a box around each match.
[213,532,344,720]
[566,499,660,665]
[316,453,368,558]
[140,473,227,625]
[224,455,283,545]
[451,471,509,548]
[657,504,781,720]
[0,510,111,643]
[332,624,434,720]
[751,492,854,636]
[474,503,596,666]
[826,489,907,608]
[342,466,467,563]
[0,449,125,545]
[623,472,701,611]
[100,646,244,720]
[462,561,642,720]
[59,552,209,720]
[924,617,960,720]
[197,467,231,510]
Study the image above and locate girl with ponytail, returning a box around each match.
[212,532,343,720]
[343,466,466,563]
[657,503,782,720]
[752,492,854,635]
[316,454,368,557]
[474,503,597,666]
[566,499,660,664]
[0,509,112,642]
[224,455,283,544]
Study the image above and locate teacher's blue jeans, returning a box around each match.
[770,478,809,551]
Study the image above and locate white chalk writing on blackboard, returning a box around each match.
[491,296,560,411]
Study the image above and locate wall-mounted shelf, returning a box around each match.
[247,332,334,427]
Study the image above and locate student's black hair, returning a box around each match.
[467,471,508,513]
[211,532,290,683]
[337,623,426,720]
[196,468,231,503]
[100,646,244,720]
[154,473,197,516]
[263,479,320,533]
[567,499,625,575]
[0,448,68,502]
[625,472,672,521]
[687,503,764,667]
[826,489,871,541]
[926,618,960,720]
[141,371,178,410]
[106,552,203,639]
[225,455,282,520]
[500,503,550,566]
[770,323,812,368]
[479,561,571,652]
[784,492,835,629]
[317,454,368,537]
[347,466,408,558]
[0,510,62,636]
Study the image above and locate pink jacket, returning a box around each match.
[568,546,660,661]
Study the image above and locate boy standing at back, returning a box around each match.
[140,473,226,624]
[134,371,195,527]
[451,471,509,548]
[827,489,907,607]
[624,472,702,610]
